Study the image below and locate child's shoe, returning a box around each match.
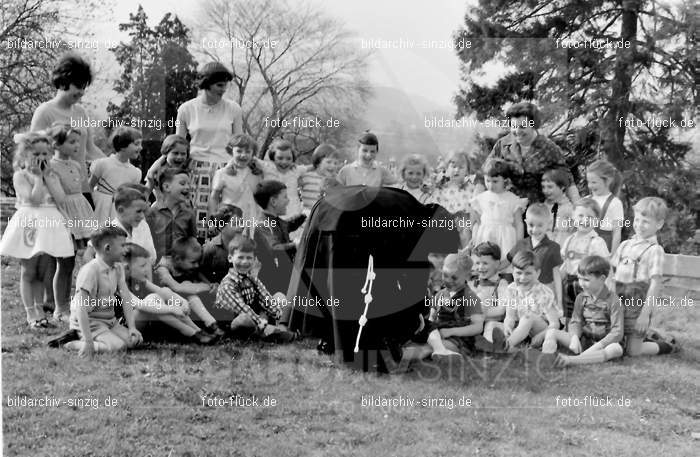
[189,331,216,345]
[46,329,79,347]
[204,323,225,338]
[261,327,297,343]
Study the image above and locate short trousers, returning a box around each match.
[76,317,122,339]
[616,281,650,337]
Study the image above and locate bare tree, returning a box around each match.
[194,0,371,155]
[0,0,114,196]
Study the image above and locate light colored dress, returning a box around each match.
[0,170,74,258]
[90,155,141,227]
[471,190,527,260]
[212,167,262,223]
[50,157,96,240]
[31,101,105,192]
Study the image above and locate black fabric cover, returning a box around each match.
[287,186,460,367]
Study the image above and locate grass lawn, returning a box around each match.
[2,257,699,457]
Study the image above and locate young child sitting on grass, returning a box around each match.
[124,243,216,345]
[542,255,623,365]
[501,250,561,352]
[64,226,142,357]
[470,242,509,348]
[559,198,610,327]
[404,252,483,361]
[154,237,224,339]
[611,197,679,356]
[214,236,295,342]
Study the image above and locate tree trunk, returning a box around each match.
[601,0,640,166]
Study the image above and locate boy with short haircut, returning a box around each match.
[470,242,509,345]
[542,255,623,365]
[146,167,197,261]
[508,203,563,319]
[215,236,295,342]
[82,184,157,266]
[336,132,397,187]
[611,197,678,356]
[405,252,484,361]
[559,198,609,325]
[65,226,142,357]
[541,168,575,246]
[502,250,561,352]
[253,180,306,293]
[123,243,216,344]
[201,204,244,283]
[154,237,224,338]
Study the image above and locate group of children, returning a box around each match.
[0,124,679,366]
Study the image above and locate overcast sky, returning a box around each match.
[90,0,475,109]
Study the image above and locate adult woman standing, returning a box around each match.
[31,53,105,196]
[30,52,105,323]
[176,62,243,237]
[484,102,579,206]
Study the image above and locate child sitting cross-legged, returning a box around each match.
[124,243,217,345]
[63,226,143,357]
[404,252,484,361]
[154,237,225,339]
[542,255,623,365]
[501,250,561,352]
[214,235,295,342]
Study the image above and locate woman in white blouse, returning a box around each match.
[176,62,243,237]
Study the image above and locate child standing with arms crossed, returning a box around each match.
[586,159,624,253]
[89,126,142,226]
[611,197,679,356]
[0,133,74,328]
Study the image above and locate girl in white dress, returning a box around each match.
[0,133,74,328]
[471,159,527,260]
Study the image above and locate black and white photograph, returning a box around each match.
[1,0,698,455]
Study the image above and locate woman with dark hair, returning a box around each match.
[484,101,579,205]
[30,52,105,323]
[31,52,105,193]
[175,62,244,236]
